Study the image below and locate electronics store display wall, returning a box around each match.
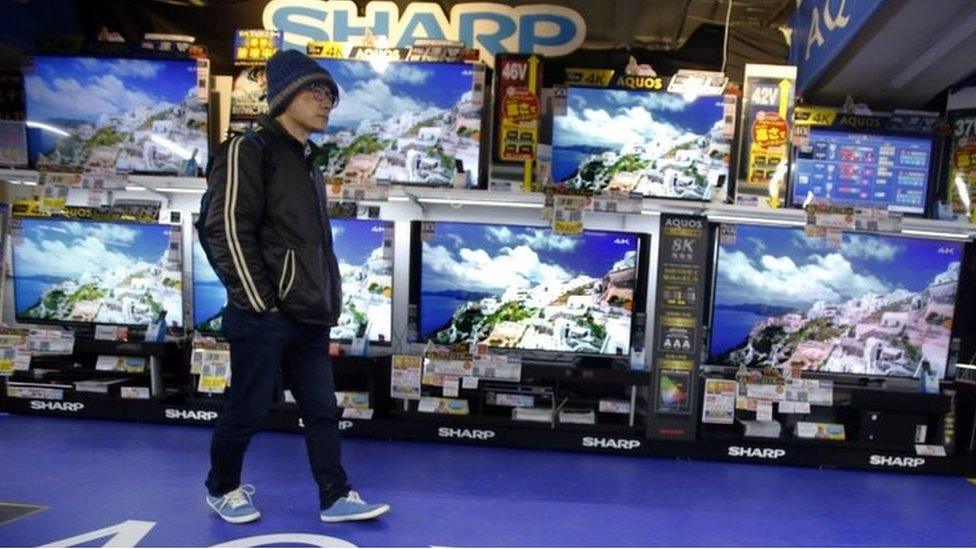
[1,4,975,478]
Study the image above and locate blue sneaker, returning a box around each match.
[206,484,261,524]
[319,491,390,523]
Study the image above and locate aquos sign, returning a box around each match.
[262,0,587,64]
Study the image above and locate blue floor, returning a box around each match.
[0,414,974,547]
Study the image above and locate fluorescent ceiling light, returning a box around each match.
[26,120,70,137]
[149,134,193,160]
[125,185,147,191]
[155,187,205,194]
[419,197,543,209]
[900,228,972,241]
[706,214,805,227]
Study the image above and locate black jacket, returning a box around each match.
[203,115,342,326]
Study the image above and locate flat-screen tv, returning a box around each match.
[552,87,730,200]
[191,228,225,333]
[708,223,963,379]
[313,59,483,188]
[192,218,394,343]
[790,127,933,214]
[24,55,208,175]
[413,221,645,356]
[12,218,184,328]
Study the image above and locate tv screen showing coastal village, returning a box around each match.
[25,56,208,174]
[552,87,730,200]
[313,59,481,188]
[420,222,640,356]
[14,219,183,327]
[709,224,962,379]
[192,219,393,342]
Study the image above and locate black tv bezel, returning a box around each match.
[189,217,396,346]
[786,124,939,217]
[311,57,489,190]
[12,216,186,331]
[408,219,651,362]
[551,85,733,203]
[24,53,210,177]
[703,221,969,382]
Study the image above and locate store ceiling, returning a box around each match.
[800,0,976,109]
[141,0,797,51]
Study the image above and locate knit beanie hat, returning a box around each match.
[265,49,339,116]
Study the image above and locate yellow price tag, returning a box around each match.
[198,375,227,394]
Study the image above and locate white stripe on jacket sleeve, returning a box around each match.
[224,136,267,312]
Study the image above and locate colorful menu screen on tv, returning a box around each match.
[417,222,641,356]
[709,224,962,379]
[790,128,933,213]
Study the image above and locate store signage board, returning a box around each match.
[262,0,586,64]
[648,214,709,441]
[495,54,542,180]
[234,29,283,66]
[734,64,796,209]
[789,0,885,92]
[947,109,976,222]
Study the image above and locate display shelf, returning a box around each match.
[0,385,161,420]
[71,338,173,357]
[846,386,951,414]
[0,169,205,190]
[700,428,917,454]
[2,167,973,240]
[3,385,972,475]
[331,355,389,376]
[391,409,643,435]
[19,364,153,378]
[520,362,651,385]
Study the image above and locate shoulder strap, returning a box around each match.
[243,129,274,182]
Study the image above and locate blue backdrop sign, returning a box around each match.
[261,0,586,65]
[789,0,885,92]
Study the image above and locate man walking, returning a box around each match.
[200,49,389,524]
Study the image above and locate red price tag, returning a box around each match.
[752,112,788,149]
[953,140,976,171]
[503,89,539,124]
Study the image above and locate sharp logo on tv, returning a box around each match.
[727,446,786,459]
[165,408,218,422]
[262,1,586,62]
[581,437,641,450]
[30,400,84,412]
[420,222,640,355]
[298,418,354,430]
[869,455,926,468]
[709,224,961,380]
[437,427,496,440]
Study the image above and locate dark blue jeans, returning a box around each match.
[205,303,350,508]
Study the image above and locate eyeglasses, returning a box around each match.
[306,83,337,107]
